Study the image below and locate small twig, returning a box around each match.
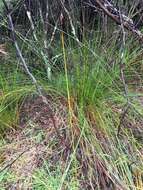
[0,149,29,173]
[49,19,59,46]
[24,1,51,80]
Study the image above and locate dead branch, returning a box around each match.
[89,0,143,42]
[0,149,29,173]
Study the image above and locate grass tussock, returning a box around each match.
[0,2,143,189]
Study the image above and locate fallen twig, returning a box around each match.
[0,149,29,174]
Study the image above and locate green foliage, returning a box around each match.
[0,71,35,133]
[32,163,79,190]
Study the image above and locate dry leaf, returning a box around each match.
[0,44,8,56]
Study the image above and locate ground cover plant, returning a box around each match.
[0,0,143,189]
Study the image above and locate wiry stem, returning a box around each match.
[2,0,63,144]
[60,0,80,44]
[24,1,51,80]
[117,8,130,136]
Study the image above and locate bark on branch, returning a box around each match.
[89,0,143,42]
